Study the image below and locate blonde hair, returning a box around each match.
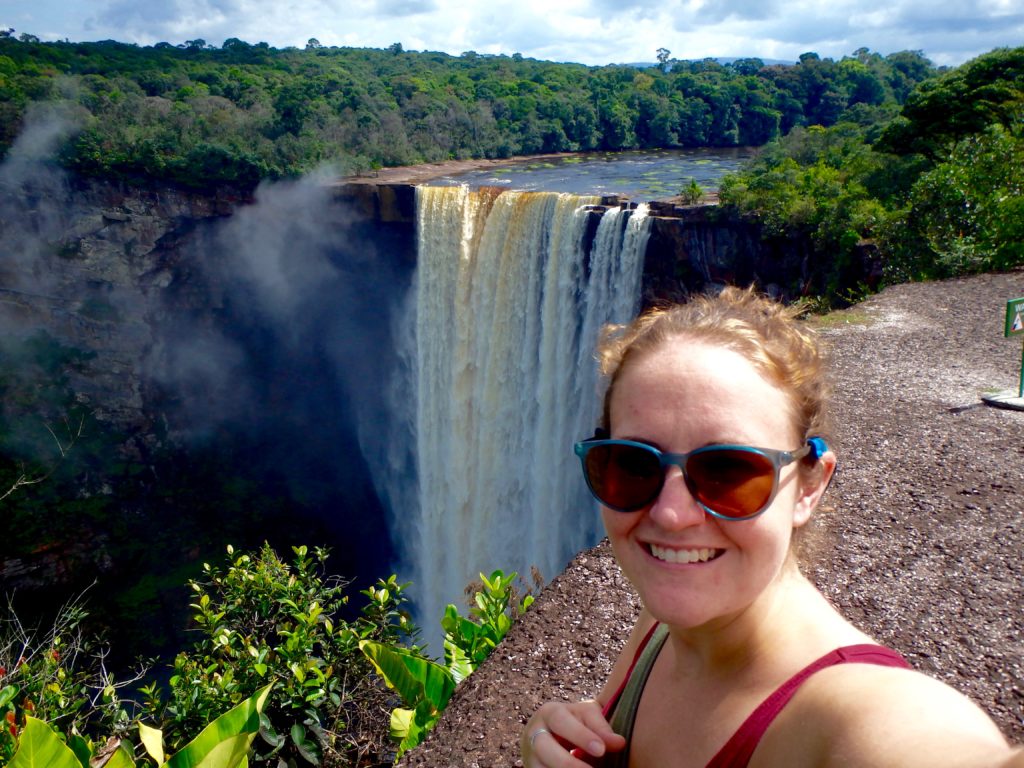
[598,286,832,446]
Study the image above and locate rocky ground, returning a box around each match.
[398,270,1024,767]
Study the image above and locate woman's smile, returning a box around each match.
[646,543,725,565]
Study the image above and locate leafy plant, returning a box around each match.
[680,178,704,205]
[360,569,535,761]
[441,570,534,678]
[0,590,143,765]
[357,642,454,760]
[151,544,412,767]
[8,683,272,768]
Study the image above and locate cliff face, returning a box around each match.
[3,177,237,436]
[1,175,417,626]
[641,200,882,304]
[3,176,417,442]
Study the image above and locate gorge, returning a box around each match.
[0,162,878,656]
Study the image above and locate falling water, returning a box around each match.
[390,185,651,646]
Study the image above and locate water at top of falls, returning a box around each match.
[383,186,652,654]
[430,147,755,199]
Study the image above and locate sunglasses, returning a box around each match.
[574,436,828,520]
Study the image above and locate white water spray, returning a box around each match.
[388,186,650,647]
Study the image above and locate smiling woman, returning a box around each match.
[521,286,1024,768]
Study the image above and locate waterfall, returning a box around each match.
[388,185,650,649]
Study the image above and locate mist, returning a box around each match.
[0,114,416,658]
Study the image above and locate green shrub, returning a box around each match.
[679,178,703,204]
[1,545,537,767]
[150,544,415,767]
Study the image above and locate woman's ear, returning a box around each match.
[793,450,837,527]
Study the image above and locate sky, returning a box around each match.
[2,0,1022,67]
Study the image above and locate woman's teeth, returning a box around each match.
[650,544,720,564]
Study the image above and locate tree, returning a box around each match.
[656,47,672,70]
[729,57,765,76]
[877,46,1024,159]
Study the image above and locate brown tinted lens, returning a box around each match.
[585,443,663,511]
[685,448,775,518]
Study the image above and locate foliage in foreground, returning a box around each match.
[10,683,270,768]
[0,544,535,767]
[360,569,535,758]
[145,544,416,767]
[0,590,140,765]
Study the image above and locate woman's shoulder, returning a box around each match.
[756,655,1016,768]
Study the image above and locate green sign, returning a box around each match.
[1004,297,1024,399]
[1005,297,1024,337]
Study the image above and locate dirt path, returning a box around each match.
[400,270,1024,767]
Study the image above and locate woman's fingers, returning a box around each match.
[523,701,626,767]
[578,703,626,751]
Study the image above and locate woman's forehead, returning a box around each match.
[610,342,798,433]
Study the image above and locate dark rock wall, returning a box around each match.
[641,201,880,306]
[1,176,416,647]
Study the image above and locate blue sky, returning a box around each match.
[2,0,1021,66]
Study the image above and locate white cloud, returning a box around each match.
[5,0,1022,65]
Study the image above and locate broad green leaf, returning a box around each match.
[289,723,321,765]
[257,713,284,748]
[389,707,413,741]
[359,640,454,712]
[8,716,81,768]
[66,732,92,768]
[164,683,273,768]
[0,684,19,708]
[102,743,137,768]
[139,721,165,764]
[442,637,475,684]
[395,701,440,758]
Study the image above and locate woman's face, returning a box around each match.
[602,339,823,631]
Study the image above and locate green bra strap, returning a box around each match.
[604,623,670,767]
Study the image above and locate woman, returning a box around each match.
[521,287,1022,768]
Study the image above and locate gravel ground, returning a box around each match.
[399,270,1024,767]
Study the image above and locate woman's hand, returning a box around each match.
[521,700,627,767]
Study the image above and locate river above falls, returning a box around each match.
[429,147,756,199]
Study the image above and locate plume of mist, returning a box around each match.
[144,162,409,442]
[1,112,408,591]
[0,102,82,301]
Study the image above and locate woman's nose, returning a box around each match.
[647,466,707,529]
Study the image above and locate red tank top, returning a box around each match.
[600,624,910,767]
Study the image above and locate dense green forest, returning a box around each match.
[1,33,935,186]
[719,46,1024,289]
